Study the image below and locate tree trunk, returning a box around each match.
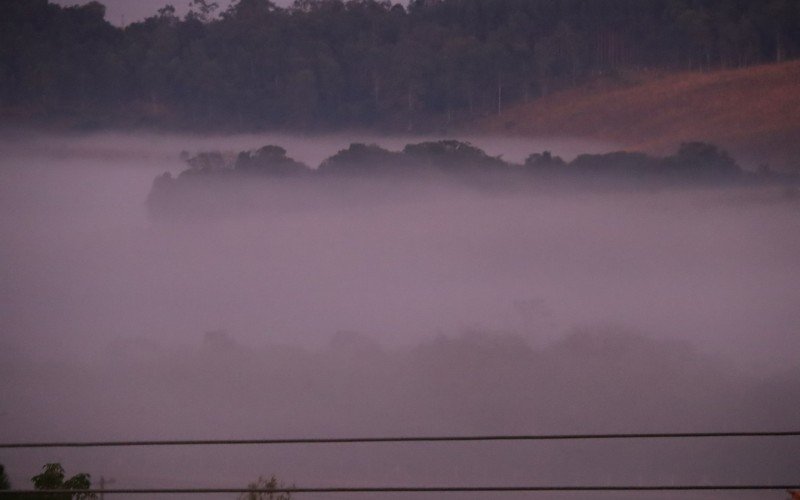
[496,74,502,115]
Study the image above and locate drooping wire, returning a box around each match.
[2,430,799,449]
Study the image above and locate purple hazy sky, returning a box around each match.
[52,0,294,25]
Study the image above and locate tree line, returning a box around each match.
[147,140,800,217]
[160,140,747,180]
[2,0,799,131]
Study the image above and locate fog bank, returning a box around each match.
[1,132,798,498]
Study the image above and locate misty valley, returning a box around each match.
[1,132,799,499]
[3,0,800,496]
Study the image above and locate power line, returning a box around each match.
[2,485,799,495]
[2,431,799,449]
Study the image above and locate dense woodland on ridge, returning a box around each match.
[2,0,799,131]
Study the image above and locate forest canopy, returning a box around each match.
[1,0,799,131]
[146,140,800,218]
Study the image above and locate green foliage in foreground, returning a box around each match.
[30,463,96,500]
[0,463,96,499]
[0,465,10,491]
[239,475,292,500]
[1,463,290,500]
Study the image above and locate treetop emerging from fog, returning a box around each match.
[1,0,799,131]
[145,140,800,218]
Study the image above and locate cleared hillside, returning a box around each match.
[479,61,800,170]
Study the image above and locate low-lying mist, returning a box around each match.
[1,132,798,498]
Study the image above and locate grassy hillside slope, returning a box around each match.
[479,61,800,170]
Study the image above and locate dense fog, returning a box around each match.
[1,132,798,499]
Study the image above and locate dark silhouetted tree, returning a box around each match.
[0,464,11,491]
[30,463,96,500]
[239,475,291,500]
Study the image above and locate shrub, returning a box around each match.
[239,475,292,500]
